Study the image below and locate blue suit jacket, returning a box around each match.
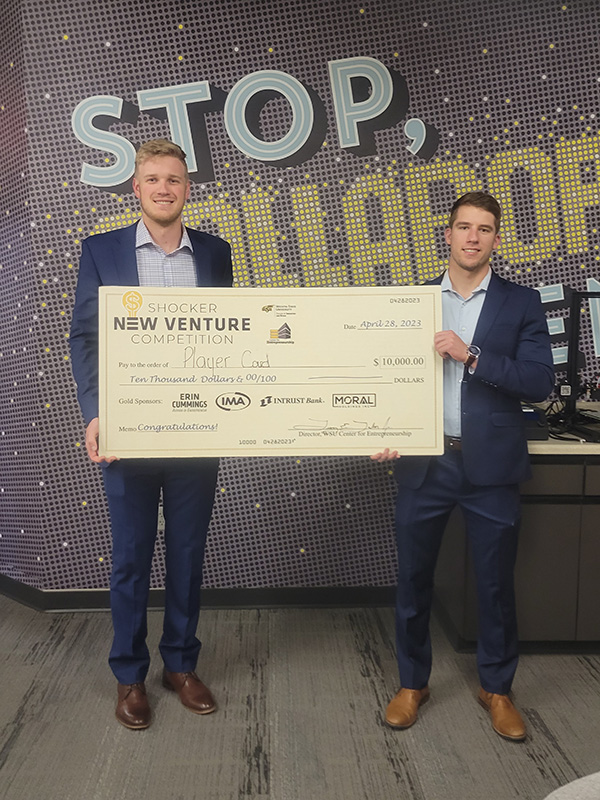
[395,271,555,488]
[70,223,233,426]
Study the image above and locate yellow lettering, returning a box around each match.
[290,185,348,286]
[342,174,411,286]
[488,147,561,264]
[241,187,290,286]
[185,199,248,286]
[555,133,600,255]
[405,158,480,282]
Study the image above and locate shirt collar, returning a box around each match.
[135,219,192,253]
[441,268,492,298]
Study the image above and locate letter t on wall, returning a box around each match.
[137,82,212,174]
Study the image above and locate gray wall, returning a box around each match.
[2,0,598,591]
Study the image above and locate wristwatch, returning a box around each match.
[465,344,481,368]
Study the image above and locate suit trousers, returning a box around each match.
[394,450,520,695]
[102,457,219,684]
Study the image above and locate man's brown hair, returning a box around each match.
[134,139,188,180]
[448,191,501,233]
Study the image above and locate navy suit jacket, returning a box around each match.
[70,223,233,426]
[395,270,555,488]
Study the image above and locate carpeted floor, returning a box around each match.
[1,593,599,800]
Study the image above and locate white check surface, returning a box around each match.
[99,286,443,457]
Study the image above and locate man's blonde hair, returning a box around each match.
[134,139,189,180]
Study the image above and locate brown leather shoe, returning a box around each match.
[478,688,526,741]
[115,682,151,729]
[162,669,217,714]
[385,686,430,729]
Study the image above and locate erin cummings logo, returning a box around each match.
[332,394,376,407]
[216,392,251,411]
[122,290,143,317]
[270,323,292,340]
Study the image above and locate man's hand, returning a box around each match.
[434,330,468,363]
[85,417,118,463]
[370,448,400,462]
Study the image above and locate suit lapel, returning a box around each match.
[473,271,510,346]
[113,224,139,286]
[188,228,212,286]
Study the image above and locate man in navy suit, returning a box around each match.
[70,139,232,729]
[373,192,554,741]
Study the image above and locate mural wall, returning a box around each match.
[1,0,599,591]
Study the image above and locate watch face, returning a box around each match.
[468,345,481,357]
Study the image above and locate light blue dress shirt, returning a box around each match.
[441,268,491,437]
[135,219,197,288]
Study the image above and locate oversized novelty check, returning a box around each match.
[98,286,443,457]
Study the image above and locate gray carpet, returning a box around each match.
[1,593,599,800]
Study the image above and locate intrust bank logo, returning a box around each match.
[260,395,324,407]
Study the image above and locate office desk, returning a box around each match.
[434,439,600,648]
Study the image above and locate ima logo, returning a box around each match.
[215,392,251,411]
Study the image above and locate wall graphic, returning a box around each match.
[1,0,599,591]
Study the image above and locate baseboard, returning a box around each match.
[3,573,599,652]
[0,573,395,613]
[432,595,600,655]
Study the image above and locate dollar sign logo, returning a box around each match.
[122,290,143,317]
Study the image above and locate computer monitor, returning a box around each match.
[562,290,600,436]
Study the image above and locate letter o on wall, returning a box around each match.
[224,70,314,161]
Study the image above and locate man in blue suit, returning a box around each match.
[373,192,554,741]
[70,139,232,729]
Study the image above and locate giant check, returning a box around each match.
[99,286,443,457]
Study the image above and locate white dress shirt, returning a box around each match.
[135,219,197,288]
[441,268,491,437]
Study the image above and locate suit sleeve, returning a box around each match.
[69,238,101,425]
[218,238,234,287]
[469,288,555,403]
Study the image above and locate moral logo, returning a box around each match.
[216,392,251,411]
[332,394,376,407]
